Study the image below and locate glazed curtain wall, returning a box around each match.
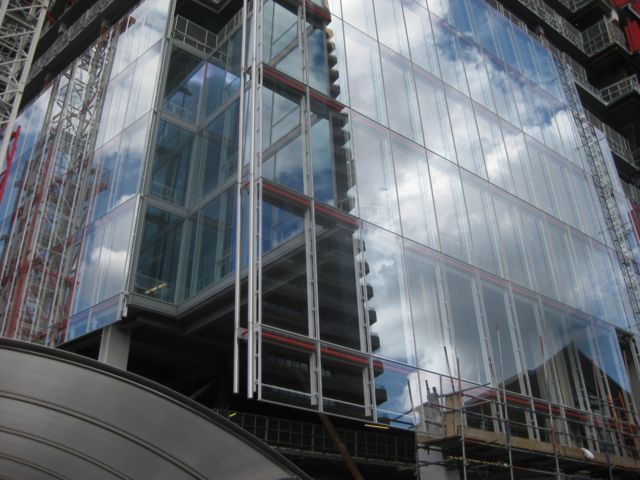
[66,0,171,341]
[134,20,243,303]
[238,0,640,433]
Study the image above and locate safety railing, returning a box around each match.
[557,0,610,13]
[600,74,640,104]
[217,409,416,465]
[173,16,217,54]
[422,377,640,465]
[584,110,634,164]
[582,18,627,56]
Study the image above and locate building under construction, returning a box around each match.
[1,0,640,478]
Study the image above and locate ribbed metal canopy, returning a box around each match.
[0,339,309,480]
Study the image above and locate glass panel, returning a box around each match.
[261,330,315,408]
[91,114,149,221]
[373,359,422,429]
[162,47,204,123]
[185,188,235,296]
[261,190,308,335]
[402,0,439,77]
[486,57,519,128]
[95,200,136,302]
[526,140,558,218]
[135,207,184,302]
[392,136,438,249]
[501,121,534,204]
[360,223,415,365]
[192,101,239,204]
[592,244,628,327]
[263,134,304,194]
[262,82,301,151]
[342,0,376,38]
[202,60,240,121]
[520,209,557,300]
[494,194,531,289]
[150,120,195,206]
[428,154,471,262]
[460,38,495,112]
[306,27,330,95]
[111,0,170,77]
[309,98,355,213]
[476,108,513,193]
[415,71,455,161]
[461,173,502,276]
[404,242,453,375]
[380,47,423,145]
[431,18,468,95]
[351,115,400,233]
[446,87,485,178]
[467,0,498,57]
[373,0,409,57]
[97,62,135,146]
[593,323,632,408]
[481,281,521,393]
[315,205,362,350]
[546,221,580,309]
[72,219,106,314]
[344,24,387,124]
[513,294,552,400]
[571,234,604,319]
[125,41,162,126]
[263,0,302,81]
[445,265,488,384]
[321,346,372,419]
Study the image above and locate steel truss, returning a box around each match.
[0,0,48,173]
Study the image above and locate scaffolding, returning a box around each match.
[418,371,640,479]
[0,0,49,174]
[0,25,116,344]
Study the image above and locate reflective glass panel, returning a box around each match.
[262,190,308,335]
[373,359,421,429]
[429,154,471,262]
[392,136,438,249]
[315,205,362,350]
[162,47,204,123]
[380,48,423,145]
[344,24,387,124]
[351,115,400,233]
[461,173,502,276]
[150,120,195,206]
[405,242,452,374]
[445,265,488,384]
[135,207,184,302]
[360,223,415,365]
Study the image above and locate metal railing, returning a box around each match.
[173,16,217,54]
[217,409,416,465]
[584,110,634,164]
[582,18,627,56]
[557,0,610,13]
[600,74,640,104]
[172,8,243,57]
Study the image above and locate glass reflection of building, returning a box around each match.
[2,0,640,477]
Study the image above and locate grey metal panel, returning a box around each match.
[0,339,309,480]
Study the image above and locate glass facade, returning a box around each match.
[1,0,640,460]
[234,0,640,444]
